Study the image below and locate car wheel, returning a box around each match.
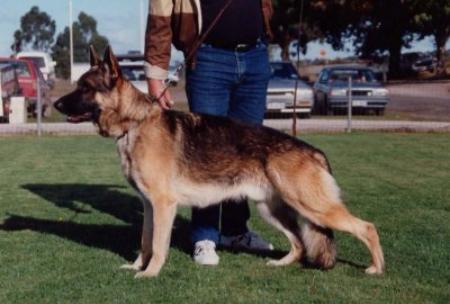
[322,97,331,116]
[375,109,385,116]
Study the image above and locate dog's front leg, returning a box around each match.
[121,199,153,271]
[135,198,177,278]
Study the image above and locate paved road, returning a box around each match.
[387,95,450,121]
[1,119,449,136]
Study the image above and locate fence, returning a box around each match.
[1,63,450,136]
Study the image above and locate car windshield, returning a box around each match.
[329,69,376,83]
[21,57,45,68]
[270,63,300,79]
[14,61,32,77]
[121,65,146,81]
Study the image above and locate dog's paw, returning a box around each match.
[120,263,141,271]
[134,270,159,279]
[365,265,383,275]
[266,259,286,267]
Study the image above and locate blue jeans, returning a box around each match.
[186,41,271,244]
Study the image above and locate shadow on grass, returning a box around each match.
[0,184,192,261]
[1,183,288,262]
[1,184,367,270]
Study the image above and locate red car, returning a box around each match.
[0,57,51,116]
[0,62,21,122]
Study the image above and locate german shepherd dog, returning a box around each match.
[54,46,384,278]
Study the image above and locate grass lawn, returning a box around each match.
[0,133,449,303]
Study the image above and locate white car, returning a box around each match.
[119,61,179,94]
[16,51,56,83]
[266,62,314,118]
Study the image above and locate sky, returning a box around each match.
[1,0,448,62]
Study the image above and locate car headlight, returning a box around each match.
[296,89,313,100]
[372,88,388,96]
[330,89,347,96]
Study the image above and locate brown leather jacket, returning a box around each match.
[144,0,273,80]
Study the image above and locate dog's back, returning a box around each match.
[157,110,338,268]
[54,46,383,277]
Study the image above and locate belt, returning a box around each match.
[207,41,259,52]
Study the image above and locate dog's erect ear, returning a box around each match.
[103,45,122,79]
[89,45,101,67]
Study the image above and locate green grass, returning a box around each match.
[0,133,449,303]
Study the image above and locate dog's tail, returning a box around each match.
[301,149,337,269]
[301,221,337,269]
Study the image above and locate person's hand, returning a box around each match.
[147,79,173,110]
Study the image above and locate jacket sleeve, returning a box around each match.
[144,0,173,80]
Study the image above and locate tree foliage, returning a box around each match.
[411,0,450,74]
[272,0,449,77]
[11,6,56,53]
[52,12,109,79]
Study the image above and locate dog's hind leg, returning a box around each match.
[255,196,304,266]
[272,163,385,274]
[135,196,177,278]
[121,198,153,271]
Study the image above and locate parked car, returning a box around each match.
[16,51,56,84]
[400,52,437,74]
[266,62,314,118]
[0,63,21,122]
[120,61,148,92]
[119,60,180,93]
[117,52,179,91]
[313,66,389,115]
[411,54,437,73]
[0,58,51,117]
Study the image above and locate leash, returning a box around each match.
[151,0,235,104]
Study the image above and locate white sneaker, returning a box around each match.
[193,240,220,265]
[220,231,274,251]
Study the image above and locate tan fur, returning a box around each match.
[55,48,385,278]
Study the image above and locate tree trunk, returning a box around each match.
[388,42,402,79]
[434,32,449,76]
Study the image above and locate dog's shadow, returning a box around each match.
[0,184,287,262]
[0,184,193,261]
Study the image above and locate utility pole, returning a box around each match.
[69,0,74,82]
[140,0,145,54]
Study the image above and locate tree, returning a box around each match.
[52,12,109,79]
[271,0,375,61]
[311,0,418,77]
[271,0,325,61]
[11,6,56,53]
[412,0,450,75]
[352,0,415,76]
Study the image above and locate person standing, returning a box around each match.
[145,0,274,265]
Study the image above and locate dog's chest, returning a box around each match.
[116,133,136,184]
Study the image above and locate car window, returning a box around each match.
[14,61,31,77]
[329,69,376,82]
[319,70,329,83]
[121,65,146,81]
[270,63,300,79]
[21,57,45,68]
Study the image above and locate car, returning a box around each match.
[119,61,179,93]
[411,55,437,73]
[119,61,148,93]
[16,51,56,84]
[313,66,389,115]
[0,58,51,117]
[400,52,437,74]
[0,63,21,122]
[266,62,314,118]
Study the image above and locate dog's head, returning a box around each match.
[54,46,149,136]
